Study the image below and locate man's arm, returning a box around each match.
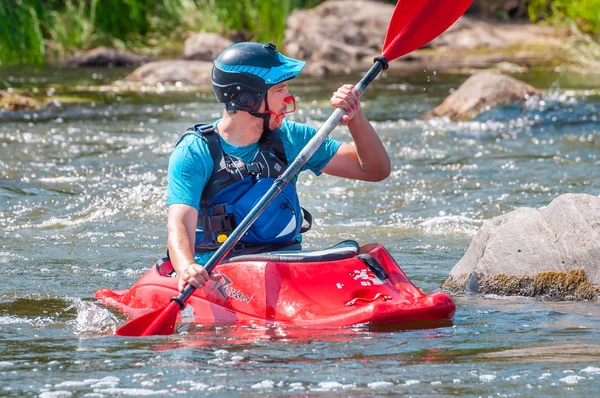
[167,204,220,291]
[321,85,391,182]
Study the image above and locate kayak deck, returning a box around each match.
[95,243,455,329]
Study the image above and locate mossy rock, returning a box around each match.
[0,90,40,111]
[442,269,600,300]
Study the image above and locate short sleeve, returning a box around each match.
[167,134,213,211]
[278,120,342,176]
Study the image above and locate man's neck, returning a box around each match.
[217,110,263,146]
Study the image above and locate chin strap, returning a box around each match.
[249,94,297,131]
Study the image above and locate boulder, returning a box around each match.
[469,0,529,19]
[284,0,392,75]
[442,193,600,300]
[283,1,564,75]
[428,16,562,50]
[124,60,213,85]
[183,33,233,61]
[422,72,541,121]
[65,47,152,68]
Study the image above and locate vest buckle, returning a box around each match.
[245,163,263,175]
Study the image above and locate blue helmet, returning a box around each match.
[212,42,305,113]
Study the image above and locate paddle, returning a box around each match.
[115,0,473,337]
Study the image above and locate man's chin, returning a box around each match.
[270,118,284,130]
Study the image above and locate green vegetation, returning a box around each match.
[0,0,324,66]
[528,0,600,36]
[195,0,297,48]
[528,0,600,69]
[0,0,45,65]
[2,0,599,67]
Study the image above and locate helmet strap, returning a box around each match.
[249,91,272,133]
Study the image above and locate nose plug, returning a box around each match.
[266,95,297,123]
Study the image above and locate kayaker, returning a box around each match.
[167,42,391,291]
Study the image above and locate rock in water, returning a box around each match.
[443,193,600,300]
[183,33,233,61]
[0,90,39,111]
[284,0,393,75]
[125,60,213,85]
[422,72,541,121]
[65,47,151,67]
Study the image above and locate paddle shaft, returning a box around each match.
[173,58,387,307]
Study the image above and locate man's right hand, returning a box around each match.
[178,263,222,292]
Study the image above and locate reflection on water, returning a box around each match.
[1,67,599,396]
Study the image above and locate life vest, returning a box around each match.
[178,123,311,253]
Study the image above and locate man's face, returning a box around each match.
[263,82,291,129]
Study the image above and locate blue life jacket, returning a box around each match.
[178,123,311,252]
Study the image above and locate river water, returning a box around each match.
[1,66,599,396]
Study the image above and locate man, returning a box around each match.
[167,42,390,292]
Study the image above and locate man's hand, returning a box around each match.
[330,84,361,125]
[178,263,222,292]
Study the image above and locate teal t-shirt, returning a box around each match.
[167,119,342,264]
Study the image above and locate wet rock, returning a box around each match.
[0,90,39,111]
[125,60,213,85]
[65,47,152,68]
[183,33,233,61]
[477,343,600,363]
[422,72,541,121]
[442,193,600,300]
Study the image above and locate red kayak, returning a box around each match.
[95,241,455,329]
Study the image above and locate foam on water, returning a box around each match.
[0,315,55,327]
[176,380,209,391]
[419,214,480,236]
[310,381,355,391]
[560,375,586,384]
[93,388,169,396]
[66,299,119,336]
[580,366,600,374]
[368,381,393,388]
[479,374,497,383]
[39,392,73,398]
[0,251,28,263]
[251,380,275,389]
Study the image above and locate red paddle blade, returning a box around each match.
[382,0,473,61]
[115,301,180,337]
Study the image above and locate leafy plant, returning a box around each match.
[0,0,45,65]
[528,0,600,37]
[46,0,98,60]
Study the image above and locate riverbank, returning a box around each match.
[0,12,593,113]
